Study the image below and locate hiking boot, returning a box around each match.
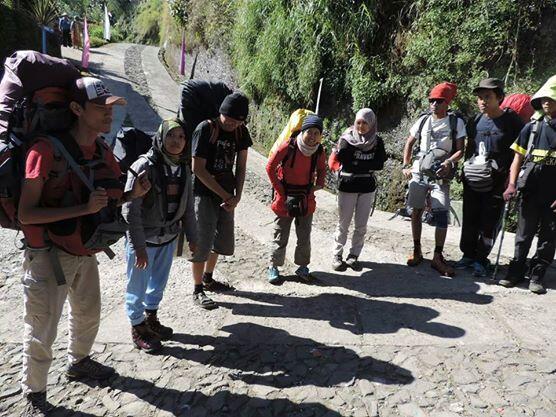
[407,249,423,267]
[65,356,115,380]
[332,256,346,271]
[454,256,474,270]
[345,254,362,271]
[145,310,173,341]
[498,259,526,287]
[295,266,312,282]
[431,253,455,277]
[529,277,546,294]
[267,266,280,284]
[132,322,162,353]
[193,291,218,310]
[21,392,50,417]
[471,260,489,278]
[203,278,235,292]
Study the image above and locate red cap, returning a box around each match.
[429,82,458,105]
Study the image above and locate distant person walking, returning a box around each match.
[331,108,387,271]
[59,13,72,47]
[71,17,82,49]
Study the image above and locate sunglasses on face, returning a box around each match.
[429,98,445,104]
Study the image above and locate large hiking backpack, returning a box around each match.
[269,109,315,157]
[177,79,233,140]
[501,93,534,123]
[0,51,80,229]
[112,127,154,179]
[0,51,126,259]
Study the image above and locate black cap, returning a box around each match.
[219,92,249,121]
[473,78,505,95]
[301,114,323,133]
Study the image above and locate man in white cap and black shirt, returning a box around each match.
[18,77,151,416]
[190,92,252,309]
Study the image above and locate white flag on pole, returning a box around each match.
[103,4,111,41]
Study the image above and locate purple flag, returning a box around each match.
[81,17,90,69]
[179,31,186,76]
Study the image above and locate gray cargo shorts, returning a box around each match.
[407,172,450,211]
[191,195,235,263]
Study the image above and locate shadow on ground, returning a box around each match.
[168,323,413,388]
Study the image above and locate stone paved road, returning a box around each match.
[0,44,555,417]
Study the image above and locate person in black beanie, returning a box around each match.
[189,91,253,308]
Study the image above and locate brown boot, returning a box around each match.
[145,310,173,341]
[407,248,423,266]
[431,253,455,277]
[132,322,162,353]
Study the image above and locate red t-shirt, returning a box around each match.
[23,137,122,253]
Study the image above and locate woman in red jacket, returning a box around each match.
[266,115,327,283]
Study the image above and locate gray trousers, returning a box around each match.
[333,191,375,258]
[270,214,313,267]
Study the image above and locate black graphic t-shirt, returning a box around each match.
[192,120,252,197]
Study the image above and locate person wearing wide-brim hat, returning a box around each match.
[455,78,524,277]
[500,75,556,294]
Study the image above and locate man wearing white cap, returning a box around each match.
[17,77,151,416]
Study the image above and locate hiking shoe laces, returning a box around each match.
[65,356,115,380]
[132,323,162,353]
[267,266,280,283]
[193,291,218,310]
[21,391,50,417]
[145,313,173,341]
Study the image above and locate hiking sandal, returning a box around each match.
[193,291,218,310]
[203,279,235,292]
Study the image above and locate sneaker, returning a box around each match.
[529,277,546,295]
[132,322,162,353]
[203,278,235,292]
[192,291,218,310]
[145,310,173,341]
[499,260,526,287]
[21,392,50,417]
[431,253,455,277]
[345,254,362,271]
[65,356,115,380]
[407,249,423,267]
[267,266,280,283]
[332,256,346,271]
[454,256,474,270]
[295,266,311,282]
[471,261,488,278]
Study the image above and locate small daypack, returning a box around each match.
[463,142,498,193]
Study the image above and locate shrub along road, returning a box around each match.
[0,44,554,417]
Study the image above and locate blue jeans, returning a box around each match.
[125,239,176,326]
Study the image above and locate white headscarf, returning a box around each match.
[341,108,378,151]
[296,132,320,157]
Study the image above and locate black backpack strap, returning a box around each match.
[415,114,430,141]
[207,119,219,144]
[281,137,297,168]
[525,120,539,157]
[309,144,323,185]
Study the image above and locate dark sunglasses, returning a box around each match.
[429,98,445,104]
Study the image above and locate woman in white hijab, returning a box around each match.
[331,108,387,271]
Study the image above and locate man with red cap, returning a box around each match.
[401,82,466,276]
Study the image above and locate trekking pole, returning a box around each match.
[491,200,510,283]
[315,78,324,115]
